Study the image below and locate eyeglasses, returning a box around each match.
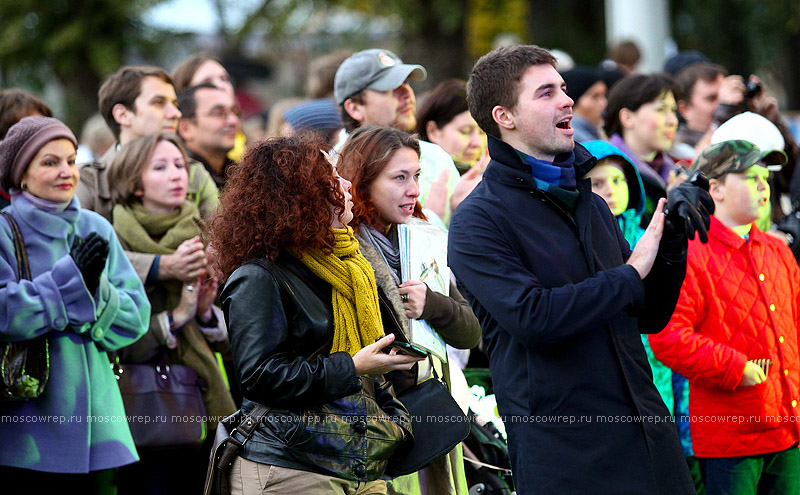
[203,106,241,120]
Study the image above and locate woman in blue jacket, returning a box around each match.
[0,116,150,493]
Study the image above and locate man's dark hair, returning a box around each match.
[340,91,365,132]
[467,45,557,137]
[675,62,727,104]
[98,66,173,141]
[604,73,680,137]
[177,82,220,121]
[0,89,53,139]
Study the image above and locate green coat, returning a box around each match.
[0,194,150,473]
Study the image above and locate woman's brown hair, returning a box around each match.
[208,134,343,280]
[171,53,224,94]
[337,126,424,230]
[0,89,53,139]
[107,132,188,206]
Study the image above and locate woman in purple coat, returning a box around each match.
[0,116,150,493]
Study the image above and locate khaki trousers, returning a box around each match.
[229,456,387,495]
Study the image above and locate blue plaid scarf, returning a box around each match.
[517,150,579,210]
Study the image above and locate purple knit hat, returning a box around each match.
[0,116,77,193]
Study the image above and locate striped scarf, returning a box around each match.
[518,150,579,210]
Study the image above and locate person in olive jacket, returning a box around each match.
[212,135,422,494]
[448,45,713,494]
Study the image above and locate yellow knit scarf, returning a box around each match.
[291,227,384,356]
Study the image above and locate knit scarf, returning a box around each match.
[290,226,384,356]
[517,150,579,210]
[359,222,402,286]
[112,200,204,306]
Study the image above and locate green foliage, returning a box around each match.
[671,0,800,75]
[328,0,466,36]
[671,0,800,107]
[0,0,166,128]
[467,0,529,58]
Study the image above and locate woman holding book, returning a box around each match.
[210,134,422,494]
[338,125,481,495]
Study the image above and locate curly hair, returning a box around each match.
[207,134,343,280]
[337,126,424,230]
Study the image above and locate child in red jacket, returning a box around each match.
[649,140,800,495]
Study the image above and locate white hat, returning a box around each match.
[711,112,786,170]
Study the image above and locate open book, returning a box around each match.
[398,223,449,363]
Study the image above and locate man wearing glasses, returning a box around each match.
[177,82,241,189]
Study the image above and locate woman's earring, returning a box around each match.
[20,183,26,191]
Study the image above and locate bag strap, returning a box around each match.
[227,258,339,444]
[247,257,334,361]
[0,212,32,281]
[228,403,270,447]
[427,355,451,389]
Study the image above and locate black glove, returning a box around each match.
[776,209,800,262]
[70,233,110,294]
[665,171,715,244]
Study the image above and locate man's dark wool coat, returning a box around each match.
[449,135,695,494]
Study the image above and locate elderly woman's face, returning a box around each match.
[136,140,189,213]
[21,138,78,203]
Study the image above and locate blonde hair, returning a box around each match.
[108,132,188,205]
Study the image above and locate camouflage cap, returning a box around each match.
[690,140,787,179]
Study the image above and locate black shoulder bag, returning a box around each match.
[385,356,471,476]
[0,211,50,404]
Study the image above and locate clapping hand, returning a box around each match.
[70,233,110,295]
[195,275,219,325]
[159,236,207,282]
[665,171,715,244]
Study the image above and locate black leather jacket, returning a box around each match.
[220,253,412,482]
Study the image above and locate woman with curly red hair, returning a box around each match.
[209,134,422,494]
[338,125,481,495]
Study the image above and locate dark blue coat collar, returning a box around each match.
[485,134,597,177]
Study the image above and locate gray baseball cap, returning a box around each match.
[334,49,427,105]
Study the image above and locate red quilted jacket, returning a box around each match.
[649,216,800,457]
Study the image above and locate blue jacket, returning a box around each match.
[0,194,150,473]
[448,135,694,494]
[580,140,646,245]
